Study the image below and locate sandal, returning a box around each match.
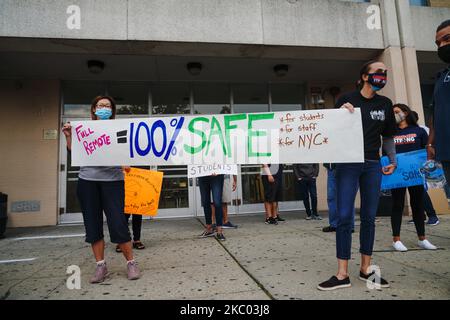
[115,244,122,253]
[133,241,146,250]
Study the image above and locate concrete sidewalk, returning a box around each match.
[1,212,449,300]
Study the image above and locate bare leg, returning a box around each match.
[360,254,372,275]
[222,203,228,224]
[337,258,349,280]
[264,202,271,219]
[118,241,134,261]
[92,239,105,262]
[273,202,279,218]
[211,204,216,225]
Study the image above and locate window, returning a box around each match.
[108,82,149,115]
[193,83,231,115]
[151,83,191,115]
[270,84,304,112]
[63,81,106,116]
[409,0,428,6]
[233,84,269,114]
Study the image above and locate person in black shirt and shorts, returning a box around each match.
[318,61,397,291]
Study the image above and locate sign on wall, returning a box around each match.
[70,109,364,166]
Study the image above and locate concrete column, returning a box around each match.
[378,46,408,105]
[396,0,425,125]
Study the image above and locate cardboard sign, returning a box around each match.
[124,168,164,216]
[380,149,426,190]
[70,109,364,166]
[188,164,238,178]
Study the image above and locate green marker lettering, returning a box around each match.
[224,114,247,158]
[205,116,227,156]
[184,117,209,154]
[248,113,274,157]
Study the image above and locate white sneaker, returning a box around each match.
[393,241,408,252]
[418,239,437,250]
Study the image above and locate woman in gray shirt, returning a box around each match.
[62,96,140,283]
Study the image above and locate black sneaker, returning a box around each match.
[265,218,270,224]
[199,230,215,238]
[322,226,336,232]
[359,271,390,288]
[215,233,226,241]
[317,276,351,291]
[276,215,285,222]
[269,217,278,225]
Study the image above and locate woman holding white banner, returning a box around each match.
[389,104,437,252]
[62,96,140,283]
[318,61,397,291]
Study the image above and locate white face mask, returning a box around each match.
[395,112,406,124]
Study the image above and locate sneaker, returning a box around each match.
[317,276,351,291]
[393,241,408,252]
[418,239,437,250]
[426,216,440,226]
[305,215,312,220]
[269,217,278,225]
[211,224,217,231]
[276,215,285,222]
[222,221,238,229]
[90,263,108,284]
[199,230,215,238]
[312,215,323,220]
[407,219,415,224]
[265,218,270,224]
[215,233,226,241]
[359,271,390,288]
[322,226,336,232]
[127,261,140,280]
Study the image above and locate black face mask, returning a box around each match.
[438,44,450,64]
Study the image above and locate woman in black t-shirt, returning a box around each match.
[318,60,396,291]
[390,104,437,252]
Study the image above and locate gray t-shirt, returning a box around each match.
[78,166,124,181]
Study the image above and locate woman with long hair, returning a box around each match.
[318,60,397,291]
[390,104,437,252]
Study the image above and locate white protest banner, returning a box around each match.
[188,164,238,178]
[70,109,364,166]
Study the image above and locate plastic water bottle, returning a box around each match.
[421,160,447,189]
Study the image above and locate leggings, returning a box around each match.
[125,214,142,241]
[391,185,425,238]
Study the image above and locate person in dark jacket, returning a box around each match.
[293,164,321,220]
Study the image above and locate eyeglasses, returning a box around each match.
[96,104,112,108]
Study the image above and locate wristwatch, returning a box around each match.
[426,144,435,148]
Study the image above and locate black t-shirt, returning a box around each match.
[394,126,428,154]
[431,67,450,162]
[335,91,396,160]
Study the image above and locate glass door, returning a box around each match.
[152,83,195,218]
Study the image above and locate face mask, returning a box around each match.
[395,112,406,124]
[368,72,387,91]
[438,44,450,64]
[95,108,112,120]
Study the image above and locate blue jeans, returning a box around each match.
[327,168,355,229]
[423,191,437,219]
[199,175,224,227]
[335,160,382,260]
[443,161,450,200]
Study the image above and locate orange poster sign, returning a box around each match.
[125,168,164,216]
